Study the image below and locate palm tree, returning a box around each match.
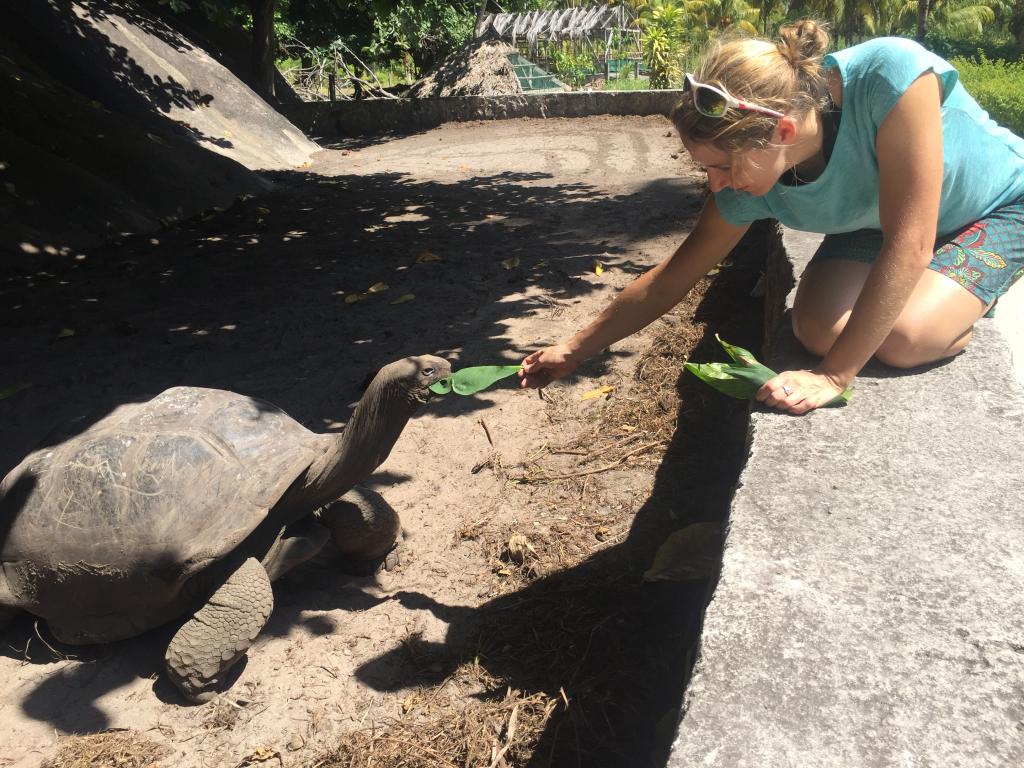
[690,0,761,36]
[909,0,999,40]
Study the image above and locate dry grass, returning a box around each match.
[314,689,561,768]
[305,271,736,767]
[43,731,168,768]
[517,301,705,485]
[408,38,521,98]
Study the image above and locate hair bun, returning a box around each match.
[777,19,829,75]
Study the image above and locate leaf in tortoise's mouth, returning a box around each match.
[429,365,523,396]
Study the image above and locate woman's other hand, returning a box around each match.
[519,344,581,388]
[757,368,846,414]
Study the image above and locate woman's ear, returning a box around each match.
[773,115,800,145]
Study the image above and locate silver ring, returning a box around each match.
[782,386,792,395]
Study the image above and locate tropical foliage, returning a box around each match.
[175,0,1023,97]
[952,53,1024,135]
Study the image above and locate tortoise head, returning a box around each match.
[373,354,452,406]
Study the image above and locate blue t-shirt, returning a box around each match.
[715,38,1024,236]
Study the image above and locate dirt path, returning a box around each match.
[0,116,761,768]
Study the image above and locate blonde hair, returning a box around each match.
[671,20,831,153]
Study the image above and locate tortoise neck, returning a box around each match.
[296,377,419,509]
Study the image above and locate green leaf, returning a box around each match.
[429,378,453,394]
[690,336,855,408]
[683,362,759,399]
[716,333,770,378]
[824,388,854,408]
[723,364,775,389]
[429,365,522,396]
[0,382,32,400]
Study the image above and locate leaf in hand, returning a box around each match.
[688,336,854,407]
[429,365,523,395]
[683,362,760,399]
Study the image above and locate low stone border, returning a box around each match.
[289,90,685,137]
[668,226,1024,767]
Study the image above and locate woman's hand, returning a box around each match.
[519,344,581,388]
[757,368,846,415]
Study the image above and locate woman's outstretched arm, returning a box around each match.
[519,196,750,388]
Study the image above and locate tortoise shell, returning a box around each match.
[0,387,324,622]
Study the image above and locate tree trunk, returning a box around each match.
[250,0,276,99]
[1011,9,1024,44]
[474,1,490,38]
[916,0,928,42]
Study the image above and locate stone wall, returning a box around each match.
[291,90,686,137]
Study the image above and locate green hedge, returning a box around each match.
[951,55,1024,137]
[926,32,1024,63]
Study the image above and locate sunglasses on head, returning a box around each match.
[684,73,786,119]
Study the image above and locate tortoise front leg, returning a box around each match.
[317,485,402,575]
[164,557,273,703]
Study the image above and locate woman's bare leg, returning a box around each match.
[792,260,991,369]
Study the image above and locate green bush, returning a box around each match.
[601,76,652,91]
[952,54,1024,137]
[925,31,1024,64]
[551,47,595,89]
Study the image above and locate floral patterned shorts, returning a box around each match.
[809,199,1024,309]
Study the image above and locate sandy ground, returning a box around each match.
[0,116,757,767]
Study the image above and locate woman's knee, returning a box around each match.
[791,306,843,357]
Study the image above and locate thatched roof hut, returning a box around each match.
[480,5,634,48]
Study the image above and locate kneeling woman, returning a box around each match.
[519,21,1024,414]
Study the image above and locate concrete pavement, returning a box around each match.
[668,228,1024,768]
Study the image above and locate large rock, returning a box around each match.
[0,0,318,254]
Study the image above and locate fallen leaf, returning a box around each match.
[390,293,415,304]
[0,382,32,400]
[706,267,720,276]
[366,281,389,294]
[344,293,367,304]
[256,206,270,215]
[239,746,280,765]
[500,256,520,270]
[643,523,725,582]
[416,251,441,263]
[580,385,614,401]
[506,533,537,565]
[593,260,604,276]
[56,328,76,339]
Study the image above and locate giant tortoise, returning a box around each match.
[0,354,450,701]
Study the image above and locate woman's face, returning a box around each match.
[682,137,789,197]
